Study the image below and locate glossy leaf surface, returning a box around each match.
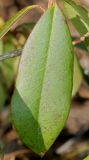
[11,5,73,156]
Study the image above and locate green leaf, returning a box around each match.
[64,1,77,19]
[64,0,89,29]
[84,156,89,160]
[0,5,38,39]
[72,54,83,96]
[64,1,89,51]
[11,5,73,156]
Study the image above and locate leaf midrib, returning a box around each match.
[36,6,56,147]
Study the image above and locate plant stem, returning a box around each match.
[0,49,22,62]
[0,34,87,62]
[48,0,56,8]
[0,31,88,62]
[72,32,89,45]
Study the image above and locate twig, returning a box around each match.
[0,32,89,63]
[0,49,22,62]
[72,32,89,45]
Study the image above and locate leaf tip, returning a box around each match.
[38,151,46,157]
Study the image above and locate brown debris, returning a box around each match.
[79,83,89,99]
[67,100,89,134]
[4,149,30,160]
[3,130,18,143]
[0,0,14,8]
